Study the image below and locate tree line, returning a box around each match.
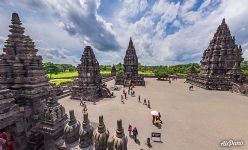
[43,60,248,78]
[43,62,76,78]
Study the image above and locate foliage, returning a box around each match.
[44,60,248,80]
[50,79,73,85]
[46,71,78,79]
[43,62,76,78]
[241,60,248,75]
[154,70,169,80]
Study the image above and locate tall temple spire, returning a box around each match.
[0,13,54,150]
[186,18,244,90]
[116,37,145,86]
[124,37,138,78]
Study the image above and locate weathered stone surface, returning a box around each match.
[94,115,109,150]
[64,110,81,145]
[39,92,67,149]
[115,37,145,86]
[186,18,247,92]
[71,46,111,100]
[0,13,53,150]
[111,119,128,150]
[39,92,68,150]
[79,113,94,148]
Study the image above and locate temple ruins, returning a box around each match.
[115,38,145,86]
[186,18,248,94]
[71,46,112,100]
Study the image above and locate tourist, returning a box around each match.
[169,80,171,84]
[0,132,13,150]
[138,95,141,102]
[158,112,161,119]
[152,115,155,124]
[123,89,125,94]
[80,97,83,106]
[143,98,147,105]
[147,100,151,108]
[146,138,151,147]
[121,95,123,100]
[155,116,163,125]
[83,103,87,112]
[189,85,194,91]
[124,92,127,99]
[128,124,132,136]
[80,100,83,106]
[128,89,130,95]
[132,127,138,142]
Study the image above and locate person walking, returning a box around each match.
[132,127,138,142]
[143,98,147,105]
[138,95,141,102]
[148,100,151,108]
[152,115,155,124]
[124,92,127,99]
[128,124,132,136]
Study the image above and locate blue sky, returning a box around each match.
[0,0,247,66]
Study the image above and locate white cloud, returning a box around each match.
[112,0,248,65]
[0,0,247,66]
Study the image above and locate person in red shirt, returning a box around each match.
[0,132,13,150]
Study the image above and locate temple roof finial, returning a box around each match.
[222,18,226,24]
[128,36,134,49]
[11,12,21,25]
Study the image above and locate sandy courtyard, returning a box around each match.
[59,78,248,150]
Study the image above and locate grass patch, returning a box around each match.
[50,79,73,85]
[47,71,156,79]
[47,71,112,79]
[139,71,155,76]
[47,72,78,79]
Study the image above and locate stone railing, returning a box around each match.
[102,76,115,83]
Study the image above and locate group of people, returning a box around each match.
[138,96,151,109]
[128,124,139,142]
[128,86,135,97]
[152,112,163,127]
[121,87,136,104]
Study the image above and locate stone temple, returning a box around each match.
[0,13,52,149]
[186,18,248,93]
[0,12,129,150]
[71,46,112,100]
[115,38,145,86]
